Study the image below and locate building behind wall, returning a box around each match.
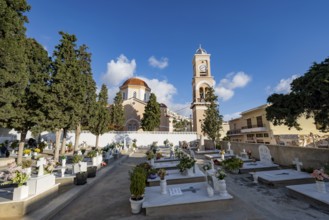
[227,104,329,147]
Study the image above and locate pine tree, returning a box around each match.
[141,93,161,131]
[110,92,125,131]
[201,87,223,145]
[0,0,30,125]
[89,84,111,148]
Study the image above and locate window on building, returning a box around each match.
[133,91,137,98]
[122,92,126,100]
[256,133,263,138]
[264,133,269,137]
[233,123,237,130]
[144,93,147,101]
[247,118,252,128]
[256,116,263,127]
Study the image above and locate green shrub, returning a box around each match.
[130,167,146,200]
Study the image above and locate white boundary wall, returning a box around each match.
[0,128,198,147]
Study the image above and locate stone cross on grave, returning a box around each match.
[181,186,200,193]
[227,142,231,150]
[292,158,303,172]
[37,157,47,177]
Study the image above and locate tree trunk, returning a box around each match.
[95,135,99,148]
[74,123,81,152]
[60,128,67,155]
[17,131,27,165]
[54,129,62,162]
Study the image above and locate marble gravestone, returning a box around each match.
[37,157,47,177]
[259,145,273,165]
[239,145,279,173]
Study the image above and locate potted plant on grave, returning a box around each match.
[163,139,169,147]
[72,154,87,185]
[177,155,196,176]
[132,139,137,151]
[222,157,243,174]
[148,168,157,179]
[0,162,30,200]
[87,150,97,165]
[80,148,86,155]
[129,166,146,214]
[44,158,56,174]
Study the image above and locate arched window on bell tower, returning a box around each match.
[205,87,209,99]
[199,87,204,102]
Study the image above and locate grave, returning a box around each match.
[154,157,180,163]
[195,149,220,155]
[204,153,235,160]
[152,161,180,170]
[142,182,233,216]
[27,173,56,196]
[287,183,329,212]
[253,169,315,186]
[239,145,279,174]
[148,166,206,186]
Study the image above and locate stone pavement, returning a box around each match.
[24,150,329,220]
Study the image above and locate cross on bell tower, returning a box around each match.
[191,45,215,135]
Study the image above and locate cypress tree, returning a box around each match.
[89,84,111,148]
[74,45,97,151]
[49,32,80,160]
[0,0,30,126]
[201,87,223,146]
[141,93,161,131]
[110,92,125,131]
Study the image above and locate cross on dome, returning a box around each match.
[196,44,207,54]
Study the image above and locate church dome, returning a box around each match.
[195,45,207,54]
[120,77,150,90]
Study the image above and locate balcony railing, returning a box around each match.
[241,124,267,133]
[227,129,241,135]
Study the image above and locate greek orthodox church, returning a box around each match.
[120,78,187,131]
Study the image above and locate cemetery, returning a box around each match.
[0,135,329,219]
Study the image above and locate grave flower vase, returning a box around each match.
[160,179,167,195]
[187,167,194,176]
[315,181,326,193]
[61,159,66,167]
[207,185,214,197]
[252,172,258,183]
[92,157,97,166]
[221,154,225,160]
[150,158,155,166]
[218,179,228,196]
[13,185,29,201]
[24,167,32,177]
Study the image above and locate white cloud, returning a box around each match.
[148,56,169,69]
[266,74,299,94]
[102,54,136,86]
[140,77,176,104]
[223,112,241,121]
[170,102,192,118]
[215,71,251,101]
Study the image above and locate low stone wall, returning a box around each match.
[220,141,329,169]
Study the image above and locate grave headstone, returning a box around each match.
[292,158,303,172]
[37,157,47,177]
[258,144,273,165]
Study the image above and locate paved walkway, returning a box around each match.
[27,150,329,220]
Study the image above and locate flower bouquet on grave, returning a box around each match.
[215,169,226,180]
[311,169,329,181]
[23,149,31,156]
[146,150,155,160]
[156,152,163,160]
[34,148,41,153]
[0,162,29,187]
[203,163,211,171]
[44,158,56,174]
[157,168,167,180]
[177,155,196,173]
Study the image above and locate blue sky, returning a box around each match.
[26,0,329,120]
